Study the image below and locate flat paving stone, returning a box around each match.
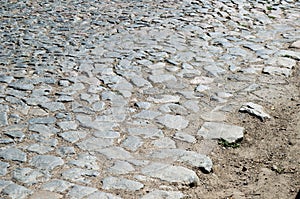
[2,182,32,199]
[141,190,185,199]
[102,176,144,191]
[156,114,189,130]
[30,155,64,171]
[141,163,199,186]
[198,122,244,143]
[0,148,27,162]
[0,161,9,176]
[67,185,97,199]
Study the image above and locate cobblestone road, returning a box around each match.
[0,0,299,198]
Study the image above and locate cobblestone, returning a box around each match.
[0,0,299,197]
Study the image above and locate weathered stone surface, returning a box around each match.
[198,122,244,143]
[128,127,164,139]
[12,168,44,185]
[67,185,97,199]
[102,176,144,191]
[141,163,199,185]
[290,40,300,49]
[77,137,114,151]
[240,102,271,121]
[108,160,135,174]
[0,161,9,176]
[68,153,99,170]
[141,190,185,199]
[121,136,143,152]
[0,148,27,162]
[62,168,99,184]
[86,191,122,199]
[30,155,64,171]
[156,114,189,130]
[2,183,32,199]
[59,131,88,143]
[173,132,196,143]
[28,190,62,199]
[41,179,73,193]
[98,147,133,160]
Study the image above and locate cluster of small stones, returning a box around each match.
[0,0,299,198]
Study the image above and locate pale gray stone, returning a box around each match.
[68,153,99,170]
[182,100,199,112]
[156,114,189,130]
[30,155,64,171]
[135,102,152,109]
[93,131,120,138]
[200,111,227,122]
[57,146,76,156]
[77,137,114,151]
[133,110,161,120]
[62,168,99,184]
[4,131,25,142]
[0,112,8,127]
[12,167,44,185]
[40,102,66,111]
[276,50,300,60]
[57,121,78,131]
[108,160,135,174]
[147,95,180,103]
[0,75,14,83]
[0,148,27,162]
[29,117,56,124]
[0,161,9,176]
[141,190,185,199]
[86,191,122,199]
[240,102,271,121]
[2,183,32,199]
[178,151,213,173]
[198,122,244,143]
[29,124,59,137]
[263,66,291,77]
[27,143,54,154]
[42,179,73,193]
[128,127,164,139]
[173,132,196,143]
[148,74,176,83]
[121,136,143,152]
[98,147,133,160]
[141,163,199,185]
[290,40,300,48]
[102,176,144,191]
[152,137,176,149]
[159,104,188,115]
[67,185,97,199]
[59,131,88,143]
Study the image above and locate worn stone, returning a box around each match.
[0,161,9,176]
[240,102,271,121]
[0,148,27,162]
[156,114,189,130]
[141,190,185,199]
[30,155,64,171]
[198,122,244,143]
[102,176,144,191]
[142,163,199,185]
[67,185,97,199]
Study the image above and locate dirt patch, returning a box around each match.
[185,96,300,198]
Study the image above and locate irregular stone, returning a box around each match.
[68,153,99,170]
[133,110,161,120]
[41,179,73,193]
[276,50,300,60]
[156,114,189,130]
[263,66,291,77]
[173,132,196,143]
[102,176,144,191]
[0,148,27,162]
[204,65,226,76]
[59,131,88,143]
[57,121,78,131]
[28,190,62,199]
[141,163,199,185]
[152,137,176,148]
[57,146,76,156]
[86,191,122,199]
[147,95,180,103]
[27,143,54,154]
[141,190,185,199]
[108,160,135,174]
[148,74,176,83]
[67,185,97,199]
[196,85,210,92]
[190,76,214,85]
[290,40,300,48]
[0,112,8,127]
[98,147,133,160]
[121,136,144,152]
[30,155,64,171]
[40,102,66,112]
[182,100,199,112]
[93,131,120,139]
[178,151,213,173]
[159,104,188,115]
[29,124,59,138]
[28,117,56,124]
[0,161,9,176]
[12,168,44,185]
[9,81,34,91]
[239,102,271,121]
[4,131,25,142]
[198,122,244,143]
[127,127,164,139]
[0,75,14,83]
[77,137,114,151]
[62,168,99,184]
[2,183,32,199]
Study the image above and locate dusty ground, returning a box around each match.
[186,71,300,198]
